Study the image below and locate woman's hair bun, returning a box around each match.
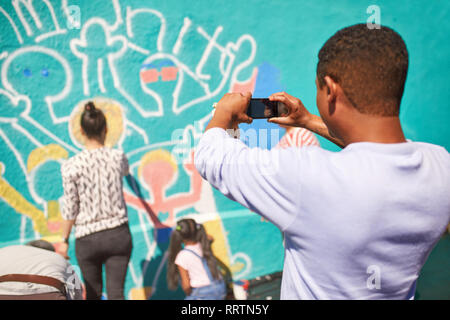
[85,101,96,112]
[80,100,106,139]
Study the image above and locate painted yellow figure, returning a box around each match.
[0,163,46,234]
[0,144,68,241]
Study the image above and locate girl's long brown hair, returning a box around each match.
[167,218,221,290]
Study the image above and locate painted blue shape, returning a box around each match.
[23,69,32,77]
[253,62,284,96]
[239,62,286,149]
[141,59,175,70]
[41,69,49,77]
[156,227,173,243]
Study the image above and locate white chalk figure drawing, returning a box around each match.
[0,0,262,299]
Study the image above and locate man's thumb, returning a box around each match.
[243,91,252,100]
[268,117,290,125]
[240,114,253,124]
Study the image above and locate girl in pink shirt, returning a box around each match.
[167,219,226,300]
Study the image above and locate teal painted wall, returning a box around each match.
[0,0,448,299]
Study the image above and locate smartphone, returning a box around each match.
[246,98,288,119]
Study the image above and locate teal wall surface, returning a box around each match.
[0,0,449,299]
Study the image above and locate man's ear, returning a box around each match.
[324,76,338,104]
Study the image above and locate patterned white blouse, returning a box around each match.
[61,147,129,239]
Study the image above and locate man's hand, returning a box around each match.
[206,92,253,131]
[268,91,345,148]
[268,92,312,128]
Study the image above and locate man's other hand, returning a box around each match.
[268,92,312,128]
[206,92,253,131]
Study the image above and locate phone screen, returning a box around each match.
[246,99,278,119]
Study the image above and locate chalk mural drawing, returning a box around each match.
[2,46,73,124]
[0,1,284,299]
[0,144,67,240]
[26,144,68,238]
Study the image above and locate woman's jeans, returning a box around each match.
[75,223,132,300]
[185,280,227,300]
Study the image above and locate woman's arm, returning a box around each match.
[57,219,75,259]
[59,163,80,259]
[177,265,192,296]
[61,219,75,240]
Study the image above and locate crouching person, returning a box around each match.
[0,240,83,300]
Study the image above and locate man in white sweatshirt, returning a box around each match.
[194,24,450,299]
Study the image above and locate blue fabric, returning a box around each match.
[183,248,226,300]
[185,279,226,300]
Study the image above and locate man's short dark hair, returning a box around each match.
[317,23,409,116]
[26,240,55,252]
